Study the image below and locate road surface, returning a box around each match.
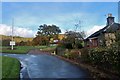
[1,52,90,79]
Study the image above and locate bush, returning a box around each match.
[64,49,80,60]
[80,48,90,62]
[32,36,49,46]
[89,47,107,65]
[88,45,120,74]
[55,46,65,56]
[2,39,11,46]
[58,42,73,49]
[64,43,73,49]
[75,42,83,49]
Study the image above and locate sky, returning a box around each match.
[1,0,120,2]
[1,2,119,38]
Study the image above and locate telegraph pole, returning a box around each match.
[118,1,120,24]
[12,19,14,41]
[10,18,15,50]
[11,18,14,50]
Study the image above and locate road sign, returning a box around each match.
[10,41,15,45]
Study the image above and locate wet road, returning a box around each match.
[1,53,90,79]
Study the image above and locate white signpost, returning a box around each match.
[10,41,15,45]
[10,41,15,50]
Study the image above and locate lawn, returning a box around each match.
[1,46,35,54]
[1,56,20,79]
[0,56,2,80]
[0,45,57,54]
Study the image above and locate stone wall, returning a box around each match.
[104,33,116,46]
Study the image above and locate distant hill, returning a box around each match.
[0,35,33,43]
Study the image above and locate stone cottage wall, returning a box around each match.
[105,33,116,46]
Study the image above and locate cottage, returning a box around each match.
[85,14,120,47]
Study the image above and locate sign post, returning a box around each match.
[10,18,15,50]
[10,41,15,50]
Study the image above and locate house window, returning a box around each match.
[89,38,98,47]
[92,39,98,47]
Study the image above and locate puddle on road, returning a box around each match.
[12,54,17,55]
[30,55,36,58]
[33,64,37,66]
[4,55,8,56]
[25,58,29,61]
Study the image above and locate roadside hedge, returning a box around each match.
[88,43,120,75]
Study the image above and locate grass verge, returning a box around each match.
[0,46,57,54]
[1,46,35,54]
[1,56,20,79]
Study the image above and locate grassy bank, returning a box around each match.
[1,56,20,79]
[1,46,36,54]
[0,46,57,54]
[0,56,1,80]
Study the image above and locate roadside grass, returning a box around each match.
[1,56,20,79]
[0,45,57,54]
[0,56,2,80]
[1,46,35,54]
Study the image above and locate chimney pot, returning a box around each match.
[108,13,112,17]
[107,13,114,26]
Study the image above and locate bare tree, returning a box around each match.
[74,20,86,38]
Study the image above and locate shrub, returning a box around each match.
[64,50,79,60]
[80,48,91,63]
[89,47,107,65]
[64,42,73,49]
[55,45,65,56]
[88,45,120,74]
[2,39,11,46]
[75,42,83,49]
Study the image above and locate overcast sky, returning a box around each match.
[0,2,119,38]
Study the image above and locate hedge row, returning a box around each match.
[85,42,120,75]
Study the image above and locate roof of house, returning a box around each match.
[105,23,120,32]
[86,23,120,40]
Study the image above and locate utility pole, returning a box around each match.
[11,18,14,50]
[118,2,120,24]
[10,18,15,50]
[12,18,14,41]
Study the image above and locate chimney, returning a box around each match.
[107,13,114,26]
